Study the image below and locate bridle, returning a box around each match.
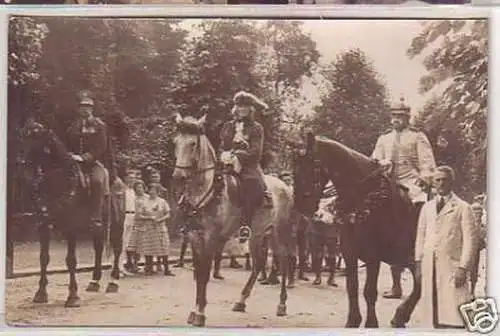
[174,132,217,213]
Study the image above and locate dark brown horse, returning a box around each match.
[293,133,421,328]
[18,120,124,307]
[171,114,295,327]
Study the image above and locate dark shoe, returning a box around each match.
[173,262,184,268]
[213,273,224,280]
[327,275,338,287]
[382,288,402,299]
[298,272,309,281]
[229,259,243,269]
[238,226,251,241]
[164,269,175,277]
[312,276,322,285]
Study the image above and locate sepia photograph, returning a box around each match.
[6,16,488,330]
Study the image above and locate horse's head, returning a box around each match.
[172,113,216,182]
[292,132,329,218]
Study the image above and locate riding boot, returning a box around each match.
[383,265,403,299]
[144,256,154,275]
[163,256,175,276]
[229,256,243,269]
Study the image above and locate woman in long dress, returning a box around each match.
[128,182,175,276]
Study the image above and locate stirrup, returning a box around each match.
[238,226,252,241]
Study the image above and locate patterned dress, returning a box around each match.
[127,196,171,256]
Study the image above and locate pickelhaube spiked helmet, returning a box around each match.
[390,97,411,116]
[78,90,94,107]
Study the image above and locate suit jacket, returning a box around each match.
[414,192,478,326]
[220,120,264,180]
[67,116,108,165]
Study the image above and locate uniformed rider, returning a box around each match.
[371,97,436,299]
[219,91,273,242]
[66,91,109,231]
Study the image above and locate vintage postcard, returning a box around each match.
[4,11,491,333]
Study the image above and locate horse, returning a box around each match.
[292,133,421,328]
[18,119,125,307]
[171,113,295,327]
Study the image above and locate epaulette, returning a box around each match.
[381,128,393,135]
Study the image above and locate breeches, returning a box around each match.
[86,163,108,222]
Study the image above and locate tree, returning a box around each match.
[311,48,390,156]
[408,20,487,195]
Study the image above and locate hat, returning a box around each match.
[79,96,94,107]
[390,97,411,116]
[233,91,269,111]
[471,202,483,211]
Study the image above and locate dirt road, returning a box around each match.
[6,263,433,328]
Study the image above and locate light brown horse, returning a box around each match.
[171,113,294,327]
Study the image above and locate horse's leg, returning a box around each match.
[33,222,51,303]
[190,240,212,327]
[286,254,296,289]
[106,219,122,293]
[276,251,289,317]
[64,234,81,307]
[297,223,309,281]
[212,240,224,280]
[342,238,362,328]
[187,248,200,325]
[174,234,188,268]
[326,235,338,287]
[232,236,266,312]
[391,262,421,328]
[258,237,268,282]
[266,253,280,285]
[86,225,104,292]
[364,261,381,328]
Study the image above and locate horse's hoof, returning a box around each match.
[276,304,287,317]
[192,313,206,327]
[105,282,119,293]
[365,320,379,328]
[187,311,196,324]
[232,302,246,312]
[33,290,48,303]
[64,296,81,308]
[86,282,100,292]
[390,319,406,328]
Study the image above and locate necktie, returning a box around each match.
[436,197,445,213]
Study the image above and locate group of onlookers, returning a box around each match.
[114,167,175,277]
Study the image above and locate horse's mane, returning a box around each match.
[314,136,379,184]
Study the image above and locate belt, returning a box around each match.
[126,211,135,214]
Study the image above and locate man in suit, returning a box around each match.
[219,91,272,241]
[414,166,478,328]
[66,91,109,232]
[371,97,436,299]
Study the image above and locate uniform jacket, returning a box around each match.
[67,116,108,166]
[414,192,478,326]
[220,119,264,180]
[371,127,436,202]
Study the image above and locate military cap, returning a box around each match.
[233,91,269,111]
[471,202,483,211]
[390,97,411,116]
